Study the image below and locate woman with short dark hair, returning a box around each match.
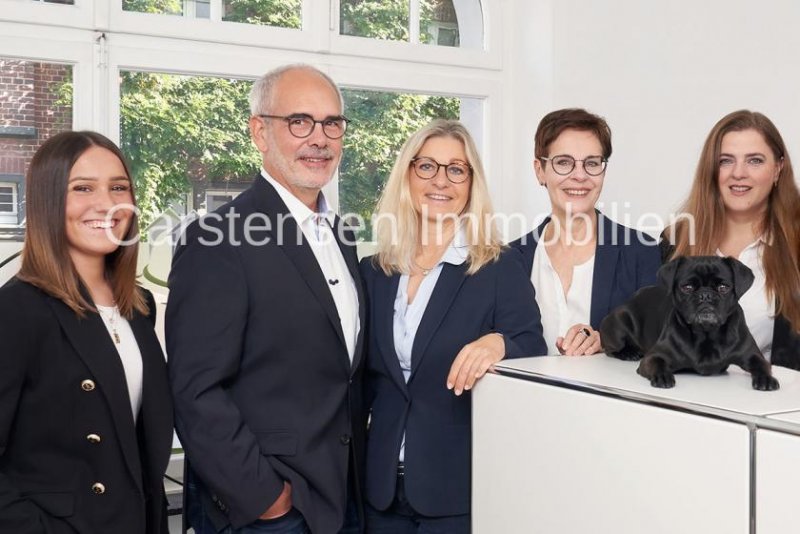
[0,131,173,533]
[511,108,661,356]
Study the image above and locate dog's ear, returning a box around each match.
[657,257,683,291]
[723,256,755,300]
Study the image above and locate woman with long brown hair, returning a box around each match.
[663,110,800,369]
[0,131,173,533]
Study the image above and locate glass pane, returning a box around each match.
[339,89,467,239]
[223,0,302,28]
[0,58,73,240]
[119,71,259,233]
[340,0,409,42]
[122,0,184,15]
[420,0,460,47]
[123,0,302,27]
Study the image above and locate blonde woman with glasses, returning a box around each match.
[359,119,546,533]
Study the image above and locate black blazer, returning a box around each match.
[0,279,173,534]
[166,176,366,533]
[660,240,800,371]
[510,212,662,330]
[359,249,546,517]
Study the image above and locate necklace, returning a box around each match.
[412,258,437,276]
[98,305,121,344]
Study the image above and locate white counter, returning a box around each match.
[472,355,800,534]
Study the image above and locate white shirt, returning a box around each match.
[393,229,469,461]
[530,236,595,355]
[97,305,143,422]
[262,169,360,362]
[717,238,774,362]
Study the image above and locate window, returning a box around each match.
[121,0,302,28]
[0,184,17,214]
[0,177,24,229]
[340,0,480,49]
[205,190,239,212]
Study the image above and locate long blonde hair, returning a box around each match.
[373,119,503,275]
[668,110,800,331]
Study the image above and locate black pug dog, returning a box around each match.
[600,256,779,390]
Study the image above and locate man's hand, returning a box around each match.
[259,481,292,520]
[446,333,505,395]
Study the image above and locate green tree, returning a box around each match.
[340,89,459,232]
[120,73,258,228]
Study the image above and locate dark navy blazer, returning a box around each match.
[509,212,662,330]
[359,248,547,517]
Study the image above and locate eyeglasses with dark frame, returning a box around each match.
[258,113,350,139]
[410,157,472,184]
[539,155,608,176]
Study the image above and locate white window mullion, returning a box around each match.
[409,0,421,44]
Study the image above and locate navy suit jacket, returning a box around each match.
[510,212,662,330]
[359,249,546,517]
[167,176,366,533]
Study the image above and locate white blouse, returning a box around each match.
[97,305,143,422]
[531,242,595,355]
[717,238,775,362]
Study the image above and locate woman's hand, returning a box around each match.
[556,324,602,356]
[446,333,505,395]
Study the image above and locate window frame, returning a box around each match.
[0,176,24,226]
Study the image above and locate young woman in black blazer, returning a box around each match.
[0,131,173,533]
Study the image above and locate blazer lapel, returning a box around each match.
[590,213,620,328]
[409,263,468,380]
[252,178,349,362]
[374,272,408,396]
[46,298,144,492]
[332,217,366,374]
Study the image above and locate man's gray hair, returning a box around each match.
[248,63,344,116]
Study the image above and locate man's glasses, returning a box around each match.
[540,155,608,176]
[258,113,349,139]
[410,157,472,184]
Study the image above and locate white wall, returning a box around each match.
[503,0,800,238]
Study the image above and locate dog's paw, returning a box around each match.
[650,372,676,388]
[752,374,780,391]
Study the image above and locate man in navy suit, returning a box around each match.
[167,64,365,534]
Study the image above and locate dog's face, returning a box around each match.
[657,256,754,329]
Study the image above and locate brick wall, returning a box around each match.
[0,59,73,177]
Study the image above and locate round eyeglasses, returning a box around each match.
[540,155,608,176]
[258,113,349,139]
[410,157,472,184]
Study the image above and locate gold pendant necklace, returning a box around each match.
[99,305,121,344]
